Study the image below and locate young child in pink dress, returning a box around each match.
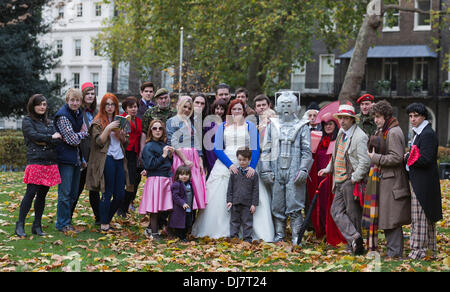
[139,120,174,239]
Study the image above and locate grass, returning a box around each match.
[0,171,448,272]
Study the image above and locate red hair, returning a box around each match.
[94,93,120,132]
[226,99,247,117]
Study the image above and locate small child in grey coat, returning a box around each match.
[226,147,259,242]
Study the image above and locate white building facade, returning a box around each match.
[42,0,114,99]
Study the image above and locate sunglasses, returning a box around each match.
[152,127,164,131]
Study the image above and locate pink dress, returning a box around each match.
[171,148,207,210]
[138,176,173,214]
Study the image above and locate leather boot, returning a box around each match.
[15,221,26,237]
[290,212,304,246]
[31,221,46,236]
[273,218,286,242]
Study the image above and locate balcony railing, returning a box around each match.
[290,80,442,97]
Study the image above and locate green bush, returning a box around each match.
[0,132,26,170]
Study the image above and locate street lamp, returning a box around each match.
[179,26,183,95]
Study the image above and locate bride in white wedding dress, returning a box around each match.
[191,100,274,242]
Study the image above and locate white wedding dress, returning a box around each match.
[191,124,274,242]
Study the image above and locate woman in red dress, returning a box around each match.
[307,112,346,246]
[15,94,62,237]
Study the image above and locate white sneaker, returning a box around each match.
[144,228,153,239]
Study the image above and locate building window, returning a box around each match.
[76,3,83,17]
[382,58,398,92]
[55,73,62,95]
[319,55,335,93]
[383,3,400,32]
[58,6,64,18]
[74,39,81,56]
[92,38,99,56]
[291,62,306,91]
[92,73,99,96]
[414,0,431,31]
[413,57,428,91]
[73,73,80,88]
[95,3,102,16]
[56,40,63,57]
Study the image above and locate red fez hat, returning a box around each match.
[357,94,374,104]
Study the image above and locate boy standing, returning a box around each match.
[226,148,259,242]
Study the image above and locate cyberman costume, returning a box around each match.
[260,91,313,245]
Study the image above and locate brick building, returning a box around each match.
[291,0,450,146]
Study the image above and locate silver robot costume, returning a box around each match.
[260,91,313,245]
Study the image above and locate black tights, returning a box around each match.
[18,184,50,223]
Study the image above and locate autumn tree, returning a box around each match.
[97,0,448,103]
[96,0,367,98]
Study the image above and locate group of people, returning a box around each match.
[15,81,443,261]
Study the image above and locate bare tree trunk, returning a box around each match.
[338,13,382,104]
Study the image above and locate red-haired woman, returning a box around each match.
[86,93,133,232]
[192,99,274,242]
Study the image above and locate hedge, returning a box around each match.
[0,130,26,171]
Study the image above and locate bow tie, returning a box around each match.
[239,167,248,175]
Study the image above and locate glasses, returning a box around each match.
[152,127,164,131]
[105,103,115,107]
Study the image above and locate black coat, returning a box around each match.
[408,123,443,223]
[22,116,58,165]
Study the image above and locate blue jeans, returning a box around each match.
[100,156,125,224]
[56,163,81,230]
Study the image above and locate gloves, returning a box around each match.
[260,171,275,185]
[294,170,308,185]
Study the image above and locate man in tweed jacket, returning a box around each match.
[227,148,259,242]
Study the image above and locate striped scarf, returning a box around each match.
[363,117,399,251]
[362,165,380,251]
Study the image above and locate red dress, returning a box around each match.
[23,164,61,187]
[306,135,346,246]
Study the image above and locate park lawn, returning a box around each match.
[0,171,448,272]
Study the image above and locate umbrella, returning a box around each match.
[297,176,329,245]
[314,100,340,125]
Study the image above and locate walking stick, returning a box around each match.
[297,176,329,245]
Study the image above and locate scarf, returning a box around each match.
[363,117,399,251]
[320,134,331,149]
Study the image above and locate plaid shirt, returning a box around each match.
[56,116,88,165]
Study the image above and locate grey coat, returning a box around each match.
[324,124,371,191]
[227,171,259,207]
[370,126,411,230]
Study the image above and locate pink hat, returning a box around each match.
[320,112,340,128]
[81,82,95,92]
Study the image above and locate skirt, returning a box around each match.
[171,147,207,210]
[138,176,173,214]
[23,164,61,187]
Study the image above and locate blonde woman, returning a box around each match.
[166,96,207,211]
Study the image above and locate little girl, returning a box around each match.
[169,165,194,241]
[139,120,174,239]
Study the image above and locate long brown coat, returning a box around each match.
[370,126,411,230]
[85,120,133,194]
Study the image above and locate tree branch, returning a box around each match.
[383,4,446,15]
